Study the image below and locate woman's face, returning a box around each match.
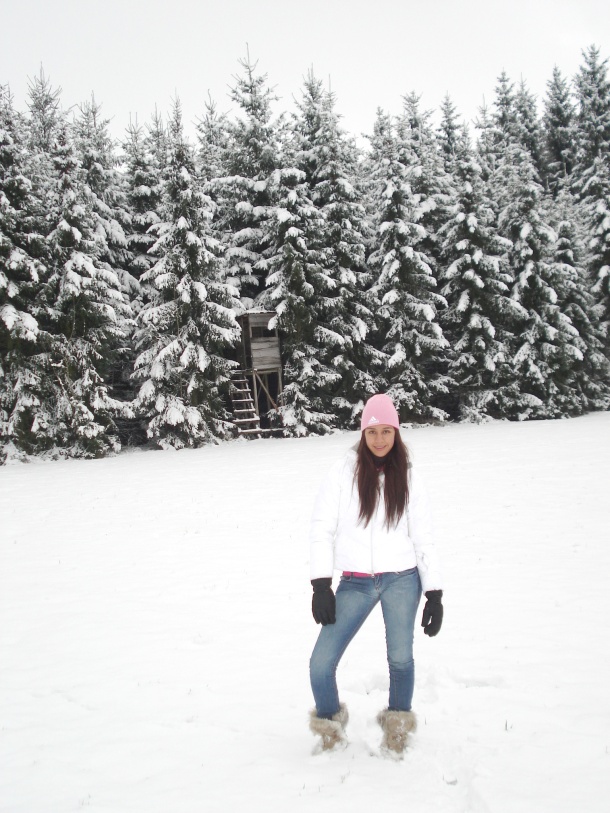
[364,424,396,457]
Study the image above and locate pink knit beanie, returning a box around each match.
[360,394,400,431]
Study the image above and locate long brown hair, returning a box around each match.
[355,430,410,528]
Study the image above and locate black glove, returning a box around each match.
[421,590,443,637]
[311,578,336,625]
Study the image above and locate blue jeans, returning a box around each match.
[309,568,422,718]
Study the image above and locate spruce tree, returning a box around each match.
[438,126,520,421]
[514,80,546,183]
[291,73,377,427]
[543,67,576,195]
[587,158,610,354]
[0,86,47,460]
[493,72,520,146]
[196,95,231,198]
[123,119,162,287]
[367,110,449,423]
[437,95,462,175]
[72,96,132,282]
[218,54,280,306]
[133,101,240,449]
[497,145,584,418]
[72,97,138,425]
[26,68,62,154]
[546,189,610,411]
[264,163,338,436]
[43,122,131,456]
[573,45,610,175]
[572,46,610,357]
[398,93,454,273]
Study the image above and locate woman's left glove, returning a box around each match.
[311,578,336,625]
[421,590,443,636]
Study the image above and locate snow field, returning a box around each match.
[1,413,610,812]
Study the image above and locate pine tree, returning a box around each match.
[398,93,454,273]
[573,45,610,175]
[438,126,520,421]
[72,96,131,280]
[587,158,610,354]
[291,73,378,427]
[264,161,339,436]
[218,54,280,306]
[26,68,62,154]
[0,86,47,461]
[72,97,139,426]
[493,71,520,146]
[543,66,576,195]
[367,110,449,422]
[43,122,131,456]
[514,80,546,182]
[133,101,240,449]
[572,46,610,357]
[25,69,65,243]
[196,95,231,196]
[497,145,584,418]
[437,95,462,175]
[546,189,610,411]
[147,108,169,178]
[123,119,162,287]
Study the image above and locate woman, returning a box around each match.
[308,393,443,755]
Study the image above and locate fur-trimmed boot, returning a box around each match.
[377,709,417,755]
[309,704,349,751]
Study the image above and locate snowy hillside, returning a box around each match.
[1,414,610,813]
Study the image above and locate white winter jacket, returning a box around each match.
[309,450,442,593]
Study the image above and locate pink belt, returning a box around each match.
[343,571,383,578]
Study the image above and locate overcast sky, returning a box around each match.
[1,0,609,142]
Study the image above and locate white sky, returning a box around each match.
[1,0,609,143]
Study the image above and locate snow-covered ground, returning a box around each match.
[1,413,609,813]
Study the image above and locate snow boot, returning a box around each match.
[377,709,417,755]
[309,704,349,751]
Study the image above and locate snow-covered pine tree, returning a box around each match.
[543,67,576,196]
[264,162,339,436]
[24,69,64,255]
[72,97,138,428]
[492,72,520,145]
[147,107,169,179]
[133,100,240,449]
[72,96,132,287]
[366,110,449,423]
[26,68,62,155]
[573,45,610,180]
[572,46,610,358]
[0,85,47,461]
[123,119,162,288]
[398,92,454,275]
[115,119,165,444]
[218,54,280,307]
[438,125,521,421]
[497,144,584,418]
[514,80,546,184]
[196,95,231,200]
[546,189,610,411]
[437,95,462,175]
[586,158,610,355]
[291,72,378,427]
[43,122,131,456]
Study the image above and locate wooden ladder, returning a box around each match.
[230,372,262,438]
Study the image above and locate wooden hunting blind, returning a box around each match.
[230,310,283,435]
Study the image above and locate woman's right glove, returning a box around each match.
[421,590,443,636]
[311,578,336,625]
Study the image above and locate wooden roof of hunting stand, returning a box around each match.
[231,310,283,437]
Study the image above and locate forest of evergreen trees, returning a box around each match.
[1,47,609,461]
